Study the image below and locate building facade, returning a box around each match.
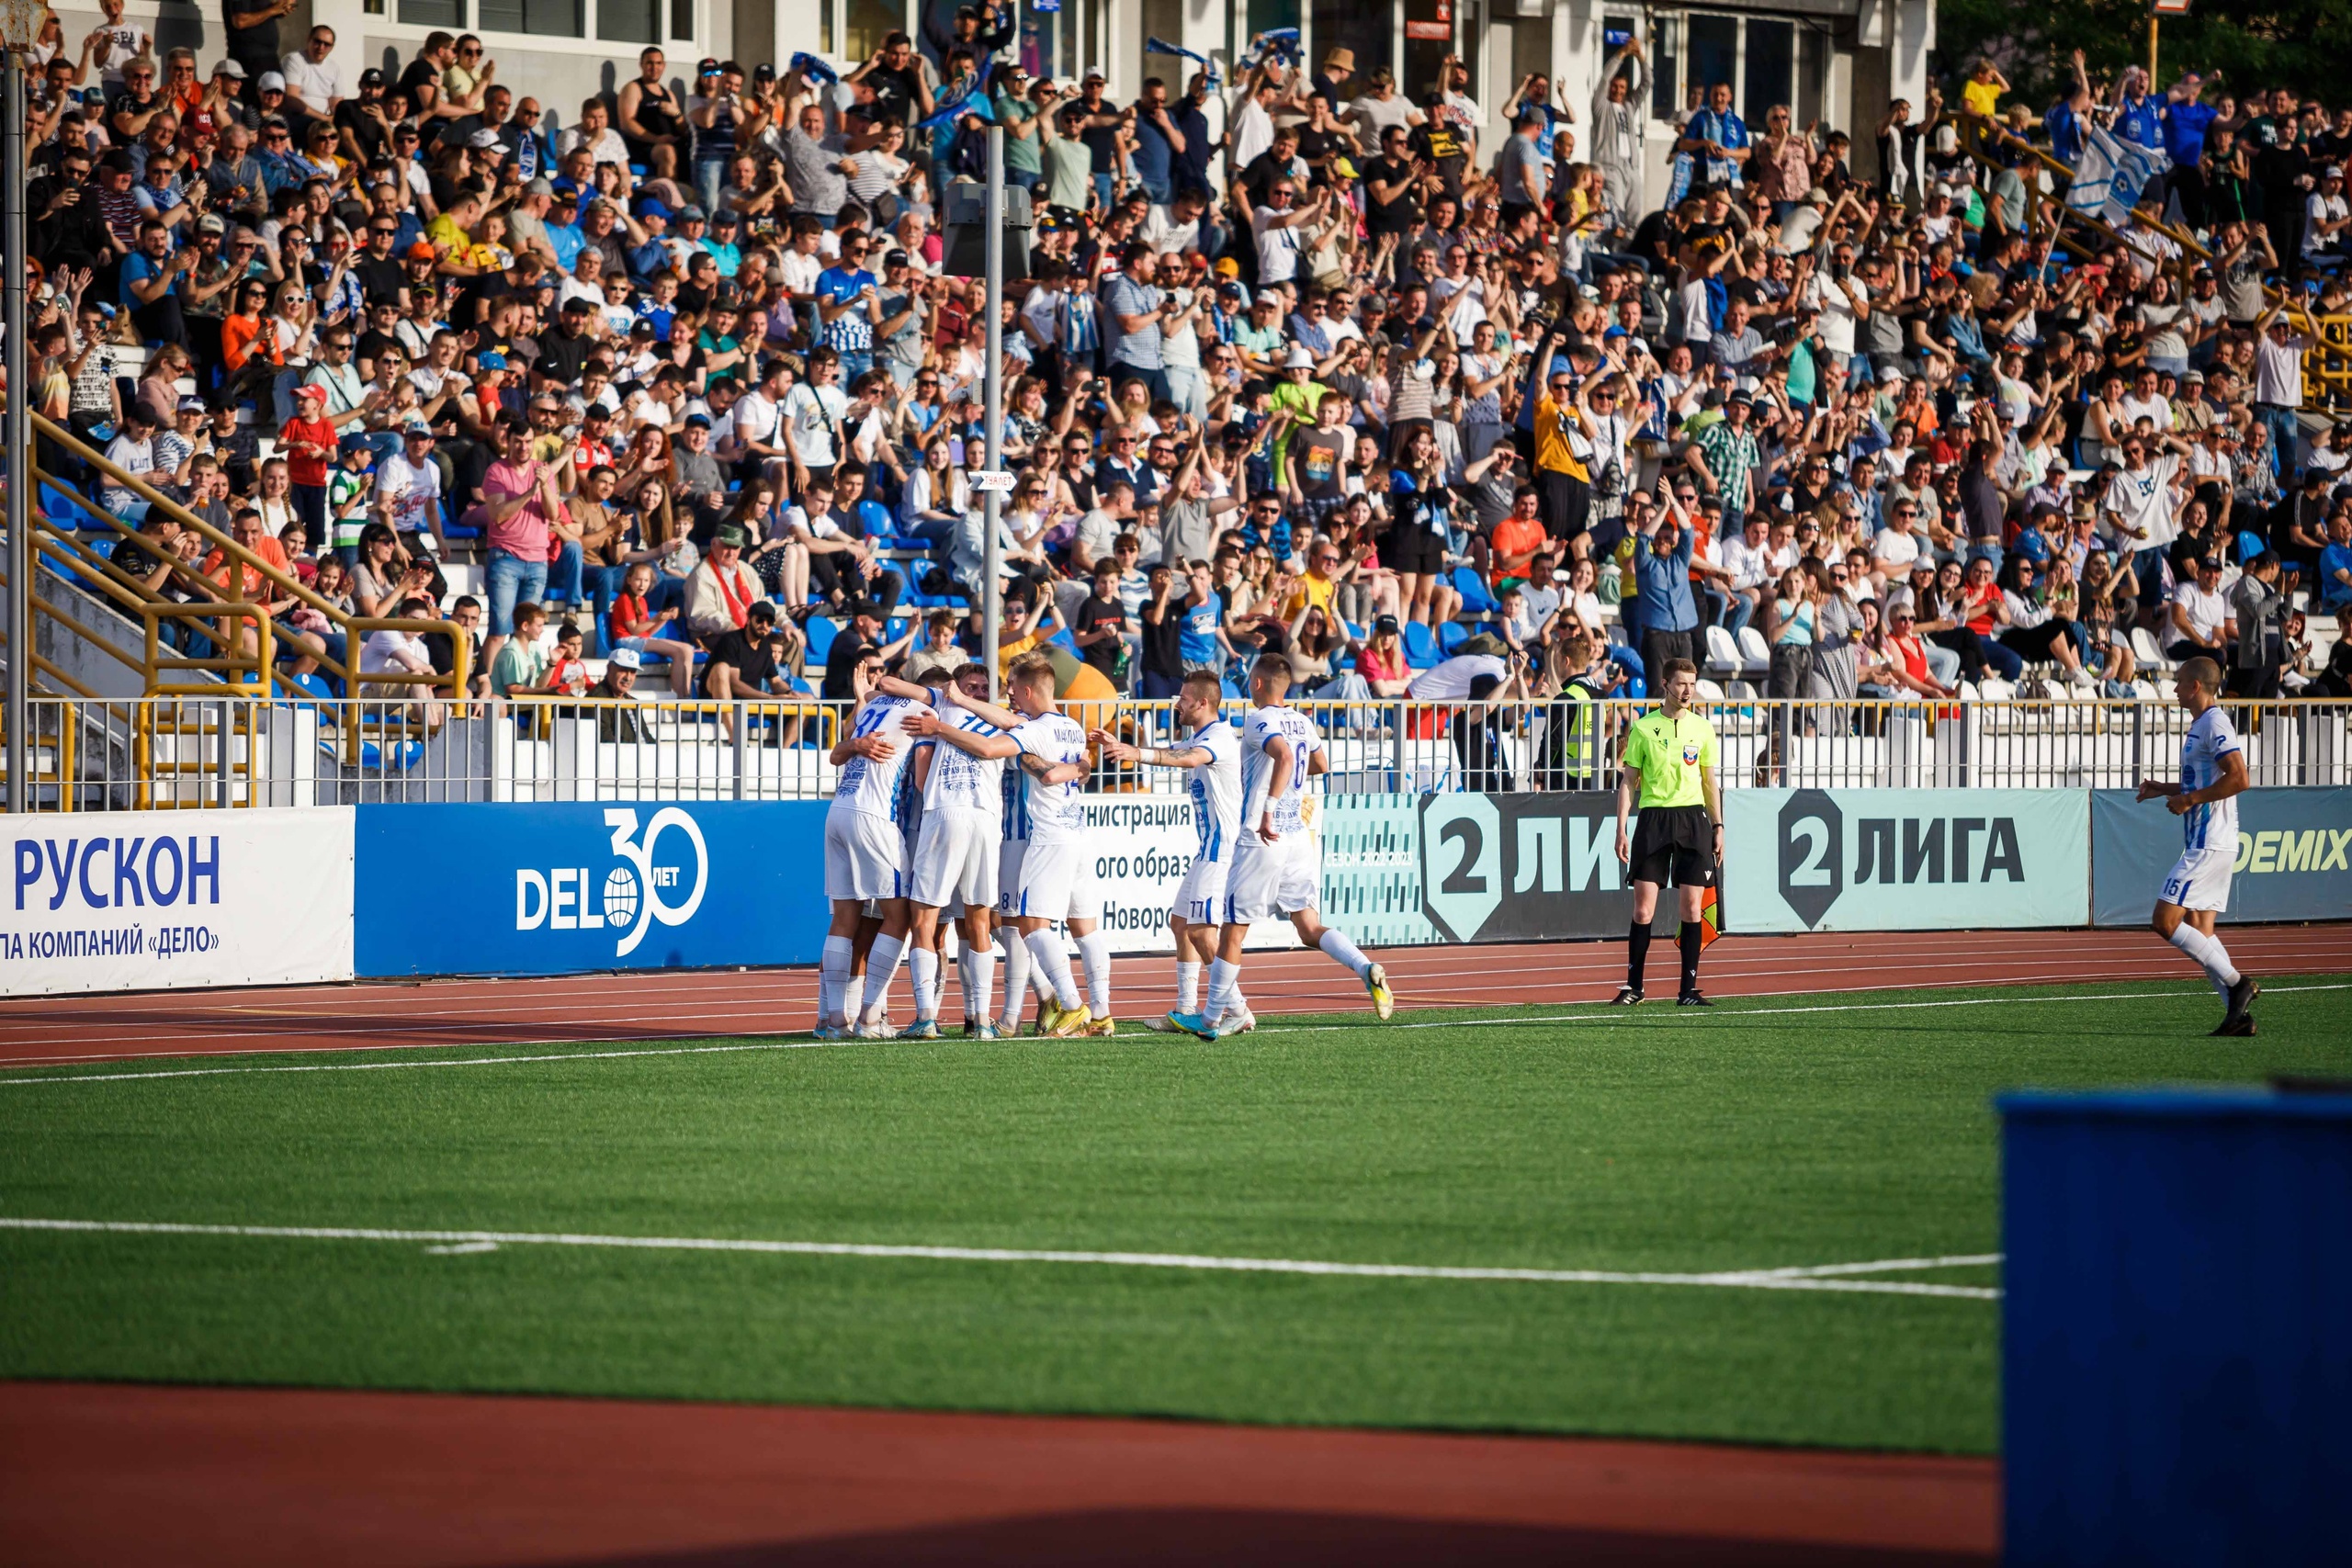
[66,0,1929,192]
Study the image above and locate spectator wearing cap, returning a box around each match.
[684,522,766,646]
[334,66,395,164]
[584,646,651,741]
[2306,165,2351,262]
[624,198,675,284]
[376,421,447,558]
[700,209,745,279]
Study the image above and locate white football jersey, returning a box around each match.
[2178,705,2243,853]
[923,694,1006,817]
[1240,704,1322,843]
[1005,711,1091,845]
[832,693,922,819]
[1185,718,1243,864]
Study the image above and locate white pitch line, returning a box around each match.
[0,1217,2001,1301]
[3,983,2344,1089]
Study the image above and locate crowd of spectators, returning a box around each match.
[16,4,2352,722]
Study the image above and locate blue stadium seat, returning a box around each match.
[804,615,840,664]
[1451,567,1497,615]
[1438,621,1469,655]
[1403,621,1441,669]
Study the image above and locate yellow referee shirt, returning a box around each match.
[1623,709,1717,809]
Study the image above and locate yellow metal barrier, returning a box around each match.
[28,412,470,698]
[1954,117,2346,411]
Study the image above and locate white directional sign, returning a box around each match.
[972,470,1018,493]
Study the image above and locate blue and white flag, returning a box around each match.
[2065,124,2165,228]
[918,58,996,132]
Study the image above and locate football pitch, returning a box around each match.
[4,976,2348,1456]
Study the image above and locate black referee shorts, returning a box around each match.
[1629,805,1717,889]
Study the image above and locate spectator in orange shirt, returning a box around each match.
[202,505,334,672]
[1487,485,1548,588]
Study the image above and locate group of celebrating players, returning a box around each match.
[810,637,2254,1038]
[814,650,1396,1040]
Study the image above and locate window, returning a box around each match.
[1684,14,1736,107]
[845,0,900,62]
[1798,25,1828,130]
[671,0,693,39]
[400,0,465,27]
[1649,13,1676,118]
[1140,0,1182,88]
[601,0,659,42]
[478,0,583,36]
[1743,18,1791,121]
[1312,0,1390,85]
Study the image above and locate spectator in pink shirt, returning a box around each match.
[473,414,567,675]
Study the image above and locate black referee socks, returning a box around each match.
[1627,919,1651,993]
[1679,921,1703,992]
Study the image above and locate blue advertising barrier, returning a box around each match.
[2001,1089,2352,1566]
[356,803,831,977]
[2090,786,2352,927]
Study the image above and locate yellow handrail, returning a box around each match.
[28,412,470,695]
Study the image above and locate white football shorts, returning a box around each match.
[1005,836,1102,921]
[910,808,1001,911]
[823,807,905,902]
[2160,845,2234,914]
[1222,837,1318,924]
[1170,854,1230,928]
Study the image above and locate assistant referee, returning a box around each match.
[1611,658,1724,1006]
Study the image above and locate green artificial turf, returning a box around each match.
[3,975,2348,1454]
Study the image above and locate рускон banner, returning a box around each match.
[1724,789,2090,933]
[0,807,356,996]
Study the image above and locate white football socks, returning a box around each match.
[1175,959,1201,1011]
[1204,958,1241,1021]
[908,945,938,1022]
[1078,931,1113,1017]
[2167,922,2241,994]
[1025,929,1085,1012]
[819,935,854,1027]
[1317,928,1373,979]
[861,934,906,1024]
[996,927,1028,1030]
[959,942,994,1023]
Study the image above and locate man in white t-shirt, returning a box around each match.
[727,358,788,476]
[278,25,347,118]
[1251,179,1328,289]
[780,347,851,489]
[2102,431,2188,570]
[2118,368,2173,434]
[1869,498,1925,591]
[376,422,447,549]
[2166,555,2235,661]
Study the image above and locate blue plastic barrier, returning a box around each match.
[2000,1088,2352,1566]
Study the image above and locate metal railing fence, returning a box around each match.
[6,694,2347,812]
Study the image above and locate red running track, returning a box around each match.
[6,925,2349,1066]
[0,1382,1999,1566]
